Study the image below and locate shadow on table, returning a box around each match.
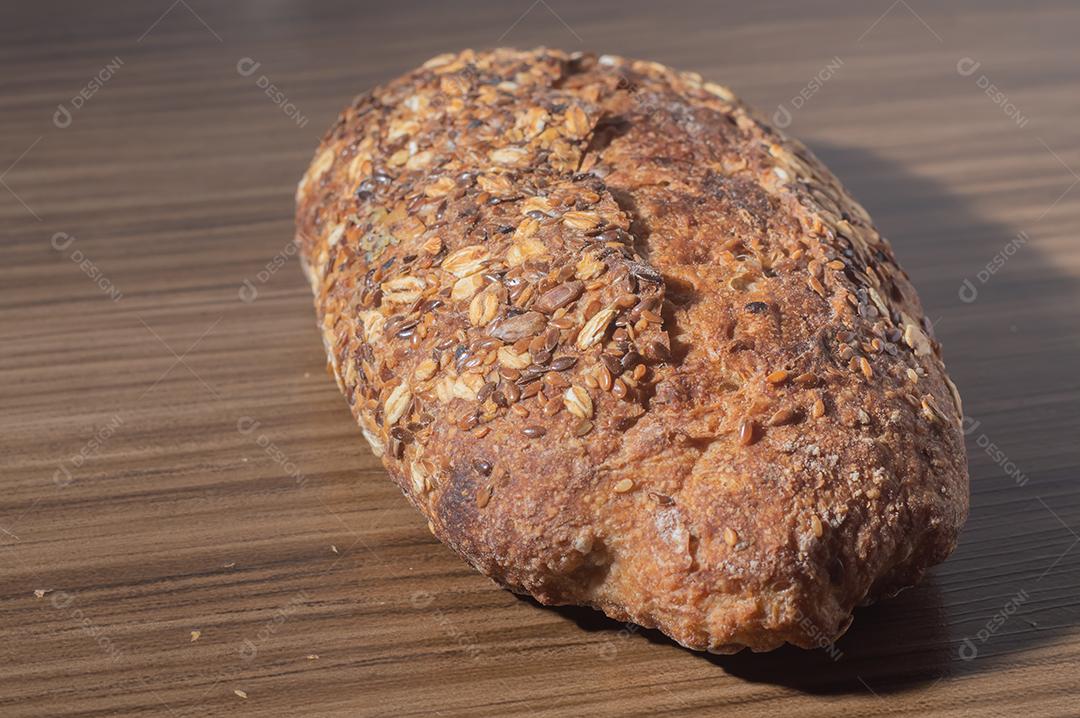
[536,578,950,696]
[528,140,1080,695]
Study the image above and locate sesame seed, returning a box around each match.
[766,369,789,384]
[724,527,738,546]
[811,515,823,537]
[767,407,798,426]
[476,486,492,508]
[613,478,634,493]
[859,356,873,380]
[812,398,826,418]
[640,309,663,324]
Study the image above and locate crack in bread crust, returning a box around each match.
[295,48,969,653]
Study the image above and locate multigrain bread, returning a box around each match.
[295,48,969,653]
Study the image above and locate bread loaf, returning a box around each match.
[295,48,968,652]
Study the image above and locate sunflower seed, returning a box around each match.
[414,359,438,381]
[576,307,616,350]
[451,273,486,301]
[381,276,425,304]
[442,245,490,277]
[384,383,411,426]
[564,105,591,138]
[490,311,546,342]
[563,385,593,419]
[533,280,584,314]
[469,289,500,326]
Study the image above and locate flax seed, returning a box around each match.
[597,365,613,391]
[766,369,789,384]
[738,419,758,446]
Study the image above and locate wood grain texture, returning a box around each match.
[1,0,1078,715]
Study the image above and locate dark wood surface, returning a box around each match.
[2,1,1079,715]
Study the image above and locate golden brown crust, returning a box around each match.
[294,48,969,652]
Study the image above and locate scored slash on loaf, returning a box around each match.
[295,48,969,653]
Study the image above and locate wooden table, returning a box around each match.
[3,1,1078,715]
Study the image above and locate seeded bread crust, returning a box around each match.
[294,48,969,653]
